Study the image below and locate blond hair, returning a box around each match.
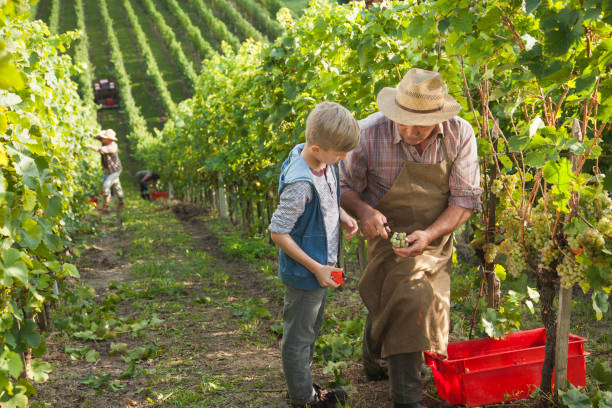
[305,102,360,152]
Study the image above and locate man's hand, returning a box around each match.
[312,264,342,288]
[392,230,431,258]
[340,209,358,240]
[360,208,390,239]
[89,146,99,152]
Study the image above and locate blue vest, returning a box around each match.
[277,143,340,290]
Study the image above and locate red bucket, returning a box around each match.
[424,328,588,406]
[151,191,168,200]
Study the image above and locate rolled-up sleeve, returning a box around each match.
[448,122,482,211]
[339,139,368,197]
[98,142,118,154]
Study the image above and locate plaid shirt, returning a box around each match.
[98,142,122,175]
[339,112,482,210]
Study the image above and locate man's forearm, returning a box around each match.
[425,205,473,243]
[340,190,374,220]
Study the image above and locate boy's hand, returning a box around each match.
[340,209,358,240]
[313,265,342,288]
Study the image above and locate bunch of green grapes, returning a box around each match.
[390,232,410,248]
[482,242,498,263]
[557,257,588,289]
[498,239,528,277]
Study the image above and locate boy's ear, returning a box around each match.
[310,144,321,153]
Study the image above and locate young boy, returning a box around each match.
[269,102,360,408]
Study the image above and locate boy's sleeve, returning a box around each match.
[269,181,312,234]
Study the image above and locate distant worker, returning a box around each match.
[91,129,124,211]
[136,170,160,201]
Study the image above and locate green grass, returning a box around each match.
[35,0,51,23]
[282,0,310,16]
[128,0,192,103]
[148,0,204,69]
[106,0,165,131]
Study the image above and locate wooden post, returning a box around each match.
[217,174,229,219]
[168,181,174,200]
[555,119,583,393]
[485,121,501,309]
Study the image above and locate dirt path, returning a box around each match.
[33,198,453,408]
[33,200,290,407]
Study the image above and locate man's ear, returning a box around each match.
[310,144,321,153]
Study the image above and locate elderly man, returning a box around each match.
[339,68,482,408]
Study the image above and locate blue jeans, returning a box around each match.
[281,284,327,405]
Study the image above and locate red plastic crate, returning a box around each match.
[151,191,168,200]
[424,328,588,407]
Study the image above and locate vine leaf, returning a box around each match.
[592,290,609,320]
[592,359,612,386]
[558,384,591,408]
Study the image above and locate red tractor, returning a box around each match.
[93,79,120,109]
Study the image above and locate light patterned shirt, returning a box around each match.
[340,112,482,210]
[98,142,122,175]
[269,166,339,265]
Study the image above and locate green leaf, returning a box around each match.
[527,286,540,302]
[0,59,25,90]
[22,188,37,212]
[559,384,591,408]
[21,217,42,249]
[85,349,100,363]
[575,72,598,94]
[0,391,28,408]
[481,308,504,339]
[450,10,472,33]
[79,374,111,389]
[63,263,80,278]
[108,379,125,391]
[525,0,541,14]
[592,291,609,320]
[119,360,136,379]
[494,264,506,281]
[21,321,41,348]
[592,359,612,386]
[7,350,24,378]
[525,299,535,314]
[27,359,51,382]
[44,196,62,218]
[599,391,612,408]
[507,135,530,152]
[525,151,547,168]
[283,80,297,100]
[540,8,584,57]
[542,158,573,191]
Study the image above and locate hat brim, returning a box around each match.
[377,87,462,126]
[97,131,117,141]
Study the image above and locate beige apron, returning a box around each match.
[358,135,453,358]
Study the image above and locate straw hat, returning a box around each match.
[97,129,117,141]
[377,68,461,126]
